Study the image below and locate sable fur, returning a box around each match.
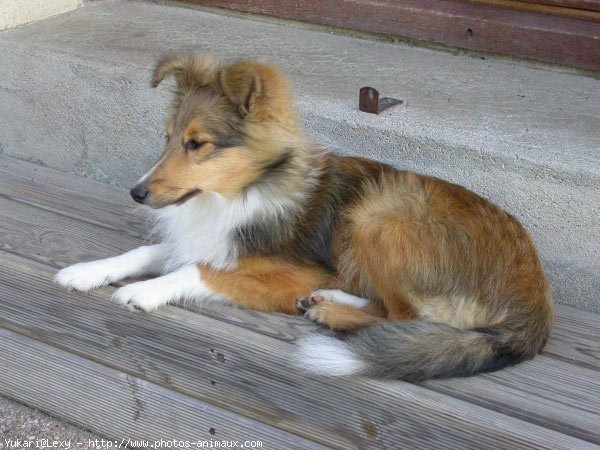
[58,54,554,381]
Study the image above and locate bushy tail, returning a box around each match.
[295,320,544,381]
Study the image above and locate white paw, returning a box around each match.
[113,280,172,312]
[54,262,112,292]
[310,289,369,308]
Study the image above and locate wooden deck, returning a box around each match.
[0,154,599,449]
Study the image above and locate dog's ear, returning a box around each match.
[152,54,221,91]
[218,60,293,119]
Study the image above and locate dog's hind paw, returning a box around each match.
[296,293,326,312]
[303,302,352,328]
[296,289,369,312]
[310,289,369,308]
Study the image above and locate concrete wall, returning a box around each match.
[0,0,81,31]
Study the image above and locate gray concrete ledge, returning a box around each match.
[0,0,598,311]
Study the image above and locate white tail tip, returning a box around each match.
[294,335,366,377]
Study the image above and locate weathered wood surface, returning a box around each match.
[518,0,600,12]
[0,328,327,450]
[6,250,598,449]
[464,0,600,20]
[2,251,598,449]
[0,156,147,240]
[425,357,600,443]
[1,155,599,448]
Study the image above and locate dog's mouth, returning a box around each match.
[172,188,202,206]
[144,188,202,209]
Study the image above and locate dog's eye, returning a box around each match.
[184,139,205,151]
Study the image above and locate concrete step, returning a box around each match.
[0,0,598,311]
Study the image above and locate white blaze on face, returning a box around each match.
[138,153,168,184]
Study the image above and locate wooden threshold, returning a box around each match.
[183,0,600,71]
[518,0,600,12]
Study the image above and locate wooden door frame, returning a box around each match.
[182,0,600,71]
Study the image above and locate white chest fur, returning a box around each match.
[151,189,296,272]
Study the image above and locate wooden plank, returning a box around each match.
[0,177,313,344]
[0,195,142,268]
[2,155,600,442]
[424,356,600,443]
[1,183,597,367]
[1,156,598,371]
[0,155,147,240]
[0,155,346,343]
[186,0,600,71]
[0,155,598,355]
[544,304,600,370]
[0,186,598,371]
[0,328,327,450]
[517,0,600,13]
[461,0,600,20]
[1,155,598,366]
[0,250,598,448]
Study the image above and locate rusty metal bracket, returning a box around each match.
[359,87,403,114]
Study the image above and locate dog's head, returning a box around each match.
[131,54,300,208]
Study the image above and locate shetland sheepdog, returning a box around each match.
[55,54,553,380]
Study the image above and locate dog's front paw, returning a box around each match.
[113,280,171,312]
[54,262,112,292]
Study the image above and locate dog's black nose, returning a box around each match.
[130,185,149,203]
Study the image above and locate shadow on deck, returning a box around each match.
[0,155,598,449]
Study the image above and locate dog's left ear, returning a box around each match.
[218,60,293,119]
